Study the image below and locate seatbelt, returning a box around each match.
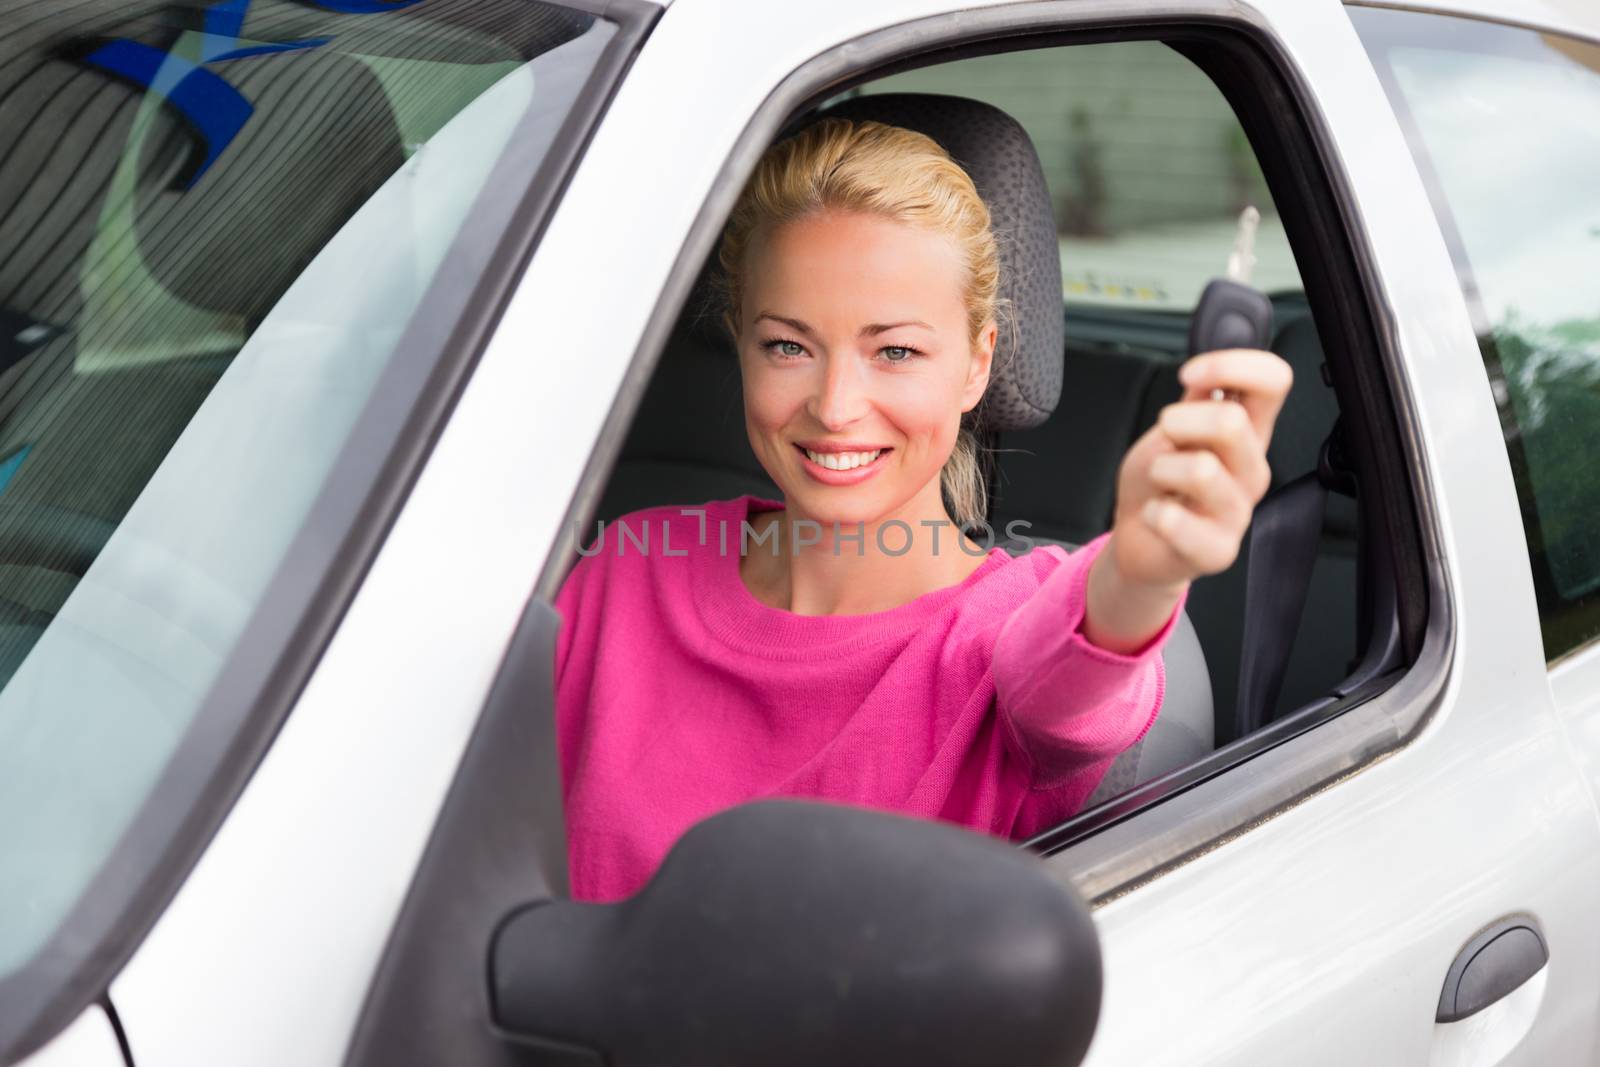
[1232,425,1355,740]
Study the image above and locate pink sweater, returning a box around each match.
[554,494,1185,902]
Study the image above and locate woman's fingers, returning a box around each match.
[1110,351,1290,587]
[1146,449,1251,527]
[1140,496,1243,574]
[1155,399,1274,503]
[1177,348,1294,444]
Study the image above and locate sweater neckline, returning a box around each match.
[693,495,1012,656]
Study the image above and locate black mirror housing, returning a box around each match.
[491,799,1101,1067]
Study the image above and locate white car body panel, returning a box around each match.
[1349,0,1600,44]
[14,1009,122,1067]
[11,0,1582,1064]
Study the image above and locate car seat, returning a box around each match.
[598,92,1214,809]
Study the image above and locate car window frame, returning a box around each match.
[531,0,1442,910]
[0,2,660,1061]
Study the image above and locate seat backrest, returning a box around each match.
[995,533,1213,808]
[1084,607,1212,807]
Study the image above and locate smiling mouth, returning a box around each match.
[794,444,892,471]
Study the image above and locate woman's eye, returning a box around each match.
[880,346,916,363]
[765,340,805,358]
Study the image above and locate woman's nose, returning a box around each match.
[806,353,870,431]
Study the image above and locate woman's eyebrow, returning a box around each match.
[754,312,934,336]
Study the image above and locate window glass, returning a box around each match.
[1354,7,1600,660]
[854,43,1303,312]
[0,0,605,979]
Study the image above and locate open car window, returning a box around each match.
[590,28,1367,856]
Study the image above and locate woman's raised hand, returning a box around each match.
[1110,348,1295,592]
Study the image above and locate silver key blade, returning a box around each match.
[1225,205,1260,285]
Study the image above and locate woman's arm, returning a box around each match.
[995,347,1295,788]
[993,532,1185,788]
[1082,532,1188,655]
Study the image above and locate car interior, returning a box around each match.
[588,44,1366,814]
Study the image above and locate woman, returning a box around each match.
[555,118,1292,903]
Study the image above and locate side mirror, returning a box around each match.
[490,799,1102,1066]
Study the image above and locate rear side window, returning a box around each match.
[0,0,605,1018]
[1353,7,1600,661]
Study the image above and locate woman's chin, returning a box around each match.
[777,480,905,530]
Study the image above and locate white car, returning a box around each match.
[3,0,1599,1064]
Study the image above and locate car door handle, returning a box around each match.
[1437,915,1549,1023]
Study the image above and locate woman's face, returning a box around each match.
[736,209,996,529]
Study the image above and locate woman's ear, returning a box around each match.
[960,318,998,414]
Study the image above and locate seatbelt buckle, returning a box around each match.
[1316,419,1359,498]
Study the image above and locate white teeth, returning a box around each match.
[804,448,882,471]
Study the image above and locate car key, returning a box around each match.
[1189,205,1274,403]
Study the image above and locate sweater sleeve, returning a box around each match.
[992,531,1188,789]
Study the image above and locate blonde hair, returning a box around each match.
[714,117,1014,531]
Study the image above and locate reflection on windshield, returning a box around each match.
[0,0,604,982]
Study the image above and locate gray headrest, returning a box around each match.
[802,93,1064,431]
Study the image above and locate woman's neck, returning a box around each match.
[737,487,992,616]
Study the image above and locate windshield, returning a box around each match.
[0,0,606,985]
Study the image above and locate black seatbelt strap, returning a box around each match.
[1232,471,1328,740]
[1233,421,1359,740]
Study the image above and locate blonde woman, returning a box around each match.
[555,117,1292,903]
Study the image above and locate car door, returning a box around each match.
[327,0,1600,1064]
[322,2,1600,1066]
[83,2,1599,1066]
